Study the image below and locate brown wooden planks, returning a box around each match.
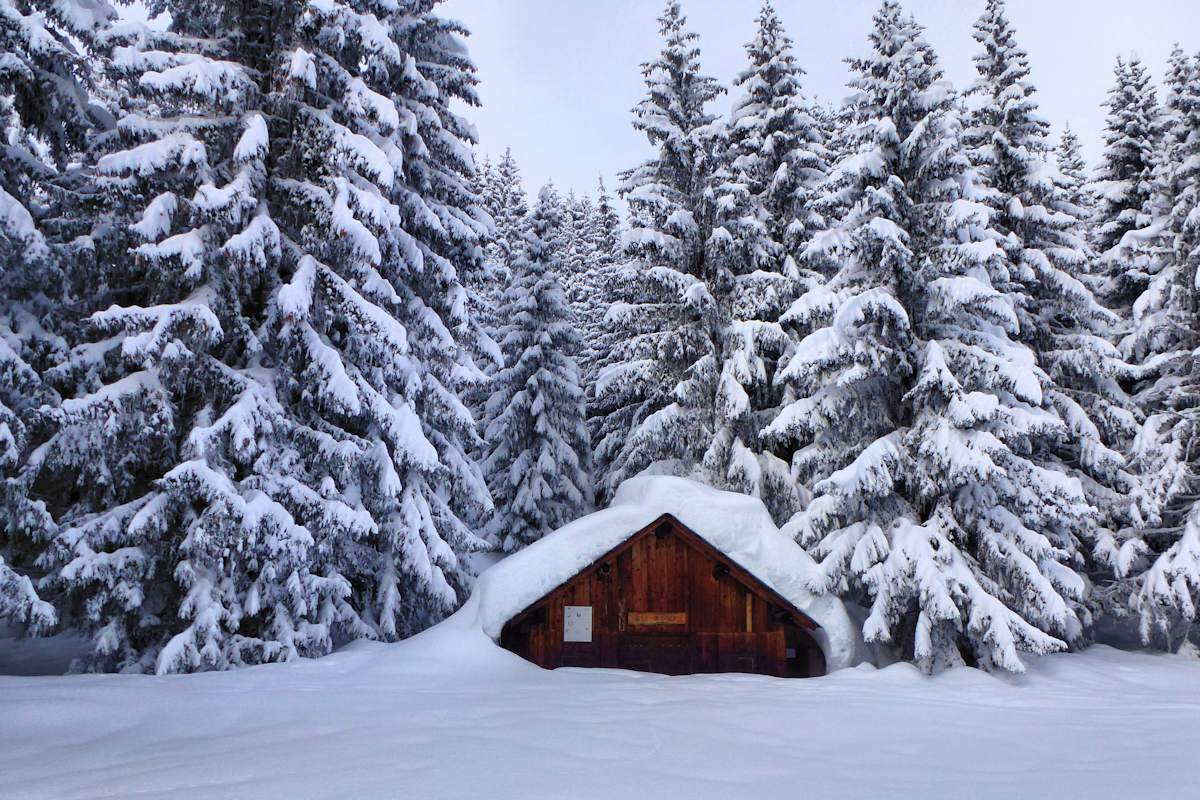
[717,632,757,673]
[688,543,718,631]
[497,514,825,678]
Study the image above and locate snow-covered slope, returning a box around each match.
[456,475,862,669]
[1,635,1196,799]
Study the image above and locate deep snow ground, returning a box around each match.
[1,624,1198,800]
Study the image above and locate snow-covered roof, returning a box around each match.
[455,475,862,671]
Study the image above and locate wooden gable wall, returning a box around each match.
[499,515,826,678]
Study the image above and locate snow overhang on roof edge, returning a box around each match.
[458,475,864,671]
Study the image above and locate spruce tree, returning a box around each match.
[382,3,494,626]
[466,153,503,367]
[592,177,622,262]
[1055,124,1105,297]
[1056,125,1092,232]
[26,0,491,672]
[704,1,824,521]
[577,176,621,411]
[483,147,528,288]
[555,189,591,308]
[591,0,723,500]
[1092,56,1162,317]
[767,1,1092,672]
[1124,47,1196,369]
[1114,50,1198,621]
[0,331,58,632]
[0,0,116,630]
[1124,51,1200,651]
[743,1,830,284]
[471,146,527,365]
[965,0,1138,601]
[572,193,598,295]
[557,190,614,375]
[483,187,590,552]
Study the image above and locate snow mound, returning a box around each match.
[450,475,863,671]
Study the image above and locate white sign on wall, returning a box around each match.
[563,605,593,643]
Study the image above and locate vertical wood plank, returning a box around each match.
[680,539,691,633]
[617,548,633,632]
[753,595,769,633]
[646,533,662,611]
[689,544,716,631]
[719,578,741,631]
[547,589,563,667]
[630,537,647,611]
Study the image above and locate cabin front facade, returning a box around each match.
[499,514,826,678]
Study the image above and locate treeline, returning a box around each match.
[475,0,1200,671]
[1,0,1197,674]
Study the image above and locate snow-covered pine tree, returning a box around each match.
[1092,55,1162,318]
[469,146,527,371]
[592,177,621,263]
[28,0,490,672]
[1054,124,1108,299]
[0,553,54,631]
[558,189,621,386]
[0,0,114,202]
[964,0,1139,606]
[591,0,724,501]
[1116,48,1200,577]
[0,0,116,630]
[1120,50,1200,652]
[1123,47,1197,371]
[528,178,562,258]
[743,2,830,287]
[1056,125,1092,235]
[703,1,824,522]
[767,1,1093,673]
[473,153,494,198]
[459,151,502,492]
[0,334,57,632]
[466,152,502,357]
[380,2,494,626]
[1,293,58,634]
[576,176,622,411]
[560,191,595,305]
[811,100,851,173]
[553,188,587,306]
[1108,51,1199,627]
[28,0,366,673]
[481,147,528,293]
[483,187,590,552]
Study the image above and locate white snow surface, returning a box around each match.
[460,475,861,669]
[1,636,1197,799]
[4,479,1195,799]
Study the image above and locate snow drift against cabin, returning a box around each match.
[454,475,862,671]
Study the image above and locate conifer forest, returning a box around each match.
[2,0,1199,683]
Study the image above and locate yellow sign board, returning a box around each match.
[628,611,687,627]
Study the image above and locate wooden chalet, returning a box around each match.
[499,514,826,678]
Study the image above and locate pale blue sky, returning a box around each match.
[441,0,1200,202]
